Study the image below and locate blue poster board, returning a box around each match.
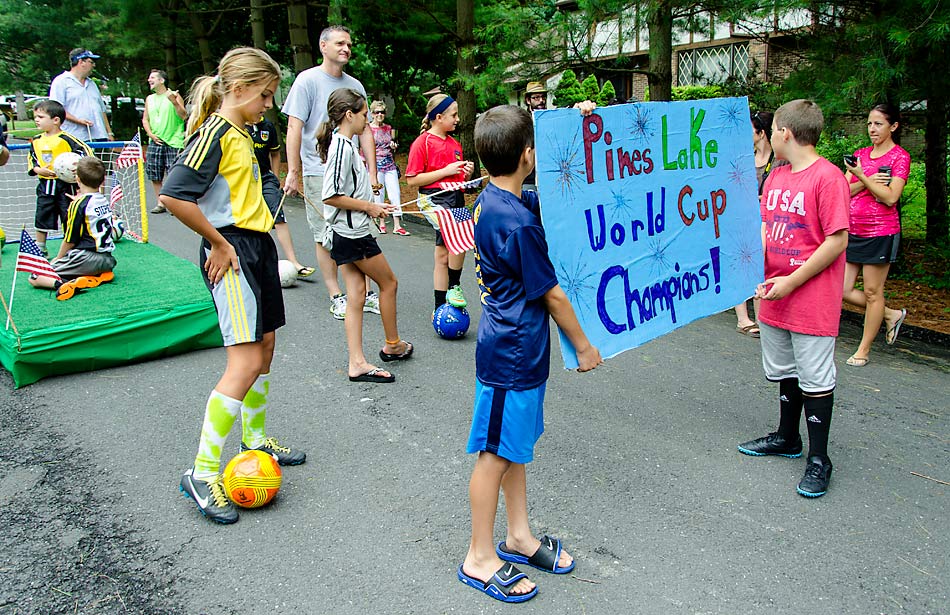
[534,97,763,368]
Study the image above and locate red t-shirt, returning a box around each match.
[406,132,465,189]
[759,158,850,337]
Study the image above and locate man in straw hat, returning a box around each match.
[524,81,548,112]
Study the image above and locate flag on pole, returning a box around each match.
[436,176,486,192]
[433,206,475,255]
[115,133,142,169]
[110,173,123,209]
[15,230,61,280]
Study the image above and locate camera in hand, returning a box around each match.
[843,154,857,167]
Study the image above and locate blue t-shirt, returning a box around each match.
[474,183,559,390]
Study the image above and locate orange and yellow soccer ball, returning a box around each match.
[222,450,282,508]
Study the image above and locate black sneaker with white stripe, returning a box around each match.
[179,469,238,524]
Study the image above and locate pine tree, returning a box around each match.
[581,74,600,102]
[553,69,584,108]
[598,80,617,106]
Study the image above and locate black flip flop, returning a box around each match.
[496,535,575,574]
[348,368,395,383]
[379,341,413,362]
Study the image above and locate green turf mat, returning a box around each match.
[0,239,222,387]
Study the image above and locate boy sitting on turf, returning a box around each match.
[458,105,602,603]
[737,99,850,497]
[30,156,117,300]
[27,99,92,256]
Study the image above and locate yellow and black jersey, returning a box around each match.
[28,131,92,194]
[160,113,273,233]
[65,192,115,253]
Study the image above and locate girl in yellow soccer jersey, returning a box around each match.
[159,47,305,525]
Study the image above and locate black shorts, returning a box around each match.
[330,232,382,266]
[34,182,76,232]
[846,233,900,264]
[421,188,464,248]
[199,227,285,346]
[261,172,285,224]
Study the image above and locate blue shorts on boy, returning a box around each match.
[466,381,546,463]
[467,183,559,462]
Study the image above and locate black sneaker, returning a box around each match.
[179,469,238,524]
[797,455,833,498]
[737,432,803,458]
[241,437,306,466]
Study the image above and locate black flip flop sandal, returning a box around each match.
[379,341,413,362]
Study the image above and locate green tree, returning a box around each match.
[598,79,616,106]
[553,69,584,107]
[580,74,600,101]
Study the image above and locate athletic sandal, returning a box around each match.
[296,266,315,278]
[846,355,869,367]
[457,563,537,603]
[348,368,395,383]
[74,271,115,288]
[393,227,411,236]
[496,535,575,574]
[736,324,760,338]
[885,308,907,345]
[379,341,413,362]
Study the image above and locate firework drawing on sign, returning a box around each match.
[646,237,673,277]
[607,186,638,221]
[718,100,746,133]
[555,252,600,316]
[625,104,655,144]
[544,132,585,203]
[727,157,755,192]
[722,229,760,276]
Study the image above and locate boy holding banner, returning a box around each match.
[738,100,850,498]
[457,105,602,603]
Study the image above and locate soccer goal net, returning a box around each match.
[0,141,148,243]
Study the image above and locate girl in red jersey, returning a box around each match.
[405,94,474,312]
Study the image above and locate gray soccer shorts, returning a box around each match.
[759,321,837,394]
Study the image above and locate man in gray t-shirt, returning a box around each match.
[282,25,377,319]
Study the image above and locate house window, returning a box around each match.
[677,43,749,86]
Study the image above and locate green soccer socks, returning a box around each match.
[241,373,270,450]
[193,390,242,480]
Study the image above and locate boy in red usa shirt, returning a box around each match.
[737,99,850,498]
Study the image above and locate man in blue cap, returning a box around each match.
[49,48,114,142]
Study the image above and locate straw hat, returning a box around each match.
[525,82,547,94]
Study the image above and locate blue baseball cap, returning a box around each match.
[70,50,100,63]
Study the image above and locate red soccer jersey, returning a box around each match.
[406,131,465,189]
[759,158,850,337]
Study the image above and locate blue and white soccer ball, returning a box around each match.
[433,303,470,339]
[111,215,126,241]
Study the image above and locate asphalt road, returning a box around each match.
[1,194,947,614]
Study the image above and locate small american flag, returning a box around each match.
[115,133,142,169]
[110,174,123,209]
[15,230,61,281]
[434,206,475,255]
[436,176,485,192]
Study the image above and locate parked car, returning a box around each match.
[102,96,146,118]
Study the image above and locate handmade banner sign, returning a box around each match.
[534,97,763,368]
